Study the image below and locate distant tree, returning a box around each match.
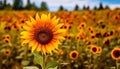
[25,0,31,10]
[83,5,86,10]
[86,6,90,10]
[83,5,89,10]
[13,0,23,10]
[105,5,110,9]
[30,2,38,10]
[40,1,48,11]
[3,0,6,7]
[99,3,104,10]
[4,3,12,10]
[58,5,64,11]
[93,6,98,10]
[74,4,79,11]
[0,0,3,9]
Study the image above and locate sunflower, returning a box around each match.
[111,48,120,60]
[5,34,11,39]
[21,13,66,54]
[69,50,79,60]
[77,25,82,31]
[67,33,74,40]
[97,47,102,54]
[75,34,80,41]
[4,49,11,56]
[90,45,98,54]
[4,39,11,46]
[87,26,93,31]
[80,22,86,28]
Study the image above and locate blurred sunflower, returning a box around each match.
[75,34,80,41]
[4,49,11,56]
[69,50,79,60]
[90,45,98,54]
[97,47,102,54]
[4,39,11,46]
[80,22,86,28]
[111,48,120,60]
[21,13,66,54]
[5,34,11,39]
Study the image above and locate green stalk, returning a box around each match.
[42,53,46,69]
[116,60,118,69]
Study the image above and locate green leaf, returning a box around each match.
[23,66,39,69]
[46,61,59,69]
[33,53,43,66]
[21,60,30,66]
[15,56,23,59]
[48,66,58,69]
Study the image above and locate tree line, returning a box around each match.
[0,0,48,10]
[0,0,111,11]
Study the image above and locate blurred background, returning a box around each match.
[0,0,120,11]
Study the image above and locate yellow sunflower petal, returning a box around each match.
[42,46,47,54]
[52,17,59,25]
[21,35,31,39]
[35,13,40,21]
[21,40,30,46]
[36,45,41,52]
[26,21,33,27]
[55,23,64,29]
[30,16,35,23]
[41,14,48,21]
[47,13,51,20]
[55,36,65,40]
[51,40,59,50]
[54,29,66,34]
[46,44,54,55]
[20,31,31,35]
[31,42,38,53]
[23,25,31,30]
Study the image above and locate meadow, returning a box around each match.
[0,9,120,69]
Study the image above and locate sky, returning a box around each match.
[7,0,120,11]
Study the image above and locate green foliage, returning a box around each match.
[93,6,98,10]
[83,5,89,10]
[3,0,6,7]
[58,5,64,11]
[25,0,31,10]
[33,52,58,69]
[33,53,43,67]
[74,4,79,11]
[13,0,23,10]
[46,61,58,69]
[99,3,104,10]
[39,1,48,11]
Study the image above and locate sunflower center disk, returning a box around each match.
[72,53,77,58]
[113,50,120,58]
[92,47,97,52]
[35,29,53,45]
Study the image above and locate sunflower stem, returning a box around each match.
[42,53,46,69]
[116,60,118,69]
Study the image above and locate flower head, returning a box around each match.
[4,49,11,56]
[90,45,98,54]
[21,13,65,54]
[69,50,79,60]
[111,48,120,60]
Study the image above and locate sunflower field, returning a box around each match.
[0,9,120,69]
